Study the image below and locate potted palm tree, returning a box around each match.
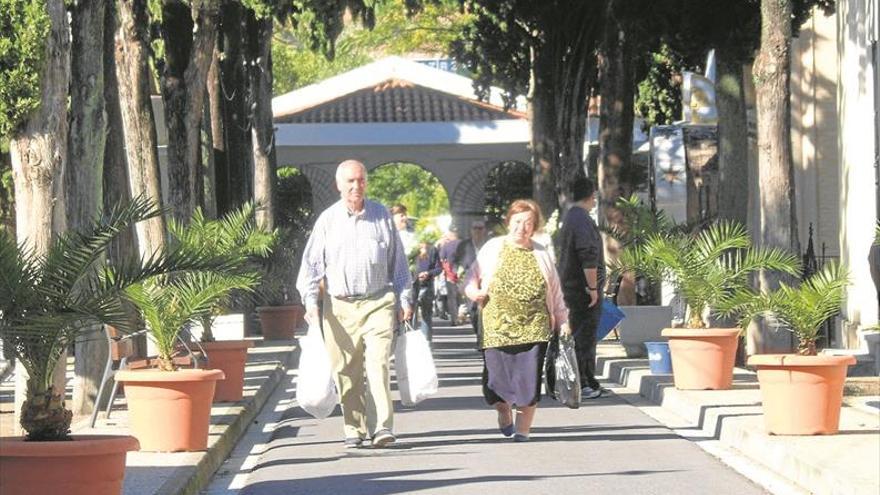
[172,205,275,402]
[632,221,800,390]
[0,198,197,495]
[605,195,681,357]
[116,209,262,452]
[720,262,856,434]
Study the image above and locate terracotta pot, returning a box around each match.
[256,305,304,340]
[0,434,139,495]
[661,327,740,390]
[747,354,857,435]
[199,340,255,402]
[116,368,224,452]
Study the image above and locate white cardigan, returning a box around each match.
[465,236,569,330]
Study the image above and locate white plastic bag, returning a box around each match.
[394,324,439,406]
[296,323,338,419]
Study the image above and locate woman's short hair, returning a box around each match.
[390,204,407,216]
[505,199,545,230]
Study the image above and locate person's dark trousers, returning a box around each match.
[417,286,434,344]
[567,301,602,390]
[470,303,482,345]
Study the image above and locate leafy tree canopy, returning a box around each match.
[367,162,448,232]
[661,0,835,66]
[0,0,49,138]
[484,161,531,224]
[273,0,470,94]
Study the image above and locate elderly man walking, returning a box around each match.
[297,160,413,448]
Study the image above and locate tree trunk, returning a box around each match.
[10,0,70,436]
[68,0,108,418]
[205,42,224,219]
[161,0,219,222]
[116,0,166,258]
[249,15,275,231]
[715,50,750,227]
[529,43,559,221]
[598,8,635,303]
[529,7,596,221]
[753,0,800,353]
[218,1,253,216]
[103,0,136,265]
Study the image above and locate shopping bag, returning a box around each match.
[597,299,626,341]
[544,334,581,408]
[394,323,439,406]
[295,323,338,419]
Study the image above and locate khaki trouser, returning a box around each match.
[322,289,395,439]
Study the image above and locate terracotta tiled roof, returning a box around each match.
[275,79,524,124]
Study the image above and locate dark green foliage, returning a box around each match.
[662,0,835,68]
[0,152,12,232]
[256,167,315,305]
[449,1,531,105]
[635,44,691,130]
[0,0,50,137]
[286,0,380,60]
[273,0,469,94]
[276,167,314,233]
[484,161,531,224]
[366,163,448,224]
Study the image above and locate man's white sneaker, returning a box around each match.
[372,429,396,448]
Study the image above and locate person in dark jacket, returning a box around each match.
[413,238,443,344]
[556,177,606,400]
[455,219,489,342]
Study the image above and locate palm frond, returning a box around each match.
[716,262,848,350]
[732,246,801,281]
[0,198,173,395]
[693,221,750,260]
[125,271,259,360]
[630,220,802,328]
[38,196,163,298]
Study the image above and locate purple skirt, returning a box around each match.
[482,342,547,407]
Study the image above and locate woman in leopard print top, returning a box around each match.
[465,199,570,441]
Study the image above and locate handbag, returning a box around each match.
[394,322,439,406]
[295,323,338,419]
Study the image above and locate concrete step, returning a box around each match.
[598,355,880,495]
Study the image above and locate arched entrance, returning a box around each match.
[272,57,532,226]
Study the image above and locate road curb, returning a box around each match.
[152,341,298,495]
[597,355,880,495]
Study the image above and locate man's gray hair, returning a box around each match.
[336,159,366,182]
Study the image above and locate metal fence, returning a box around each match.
[801,223,840,349]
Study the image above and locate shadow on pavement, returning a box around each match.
[239,468,682,495]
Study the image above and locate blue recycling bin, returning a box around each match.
[645,341,673,374]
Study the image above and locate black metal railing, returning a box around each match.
[802,223,840,349]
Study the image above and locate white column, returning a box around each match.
[837,0,879,346]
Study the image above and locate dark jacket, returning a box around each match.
[413,245,442,295]
[556,204,606,308]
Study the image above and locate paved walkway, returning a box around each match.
[205,322,768,495]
